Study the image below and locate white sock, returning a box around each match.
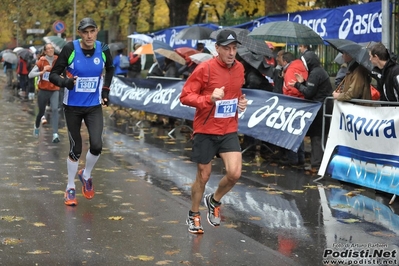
[66,157,79,189]
[84,151,100,180]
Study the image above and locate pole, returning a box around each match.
[73,0,77,40]
[381,0,390,49]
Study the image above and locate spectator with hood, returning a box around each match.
[288,51,333,173]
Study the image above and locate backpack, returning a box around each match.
[119,55,130,69]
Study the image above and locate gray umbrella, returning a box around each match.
[175,26,213,40]
[17,49,33,61]
[108,42,125,52]
[325,39,373,71]
[248,21,324,45]
[2,52,18,64]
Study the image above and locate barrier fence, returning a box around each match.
[319,97,399,204]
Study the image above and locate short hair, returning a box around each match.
[282,52,295,63]
[370,42,389,61]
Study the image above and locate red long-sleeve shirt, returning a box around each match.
[180,57,244,135]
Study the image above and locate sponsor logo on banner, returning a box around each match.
[292,15,327,37]
[339,9,382,39]
[109,77,322,152]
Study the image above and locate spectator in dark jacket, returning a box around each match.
[163,58,179,78]
[369,42,399,102]
[289,51,333,172]
[128,43,142,78]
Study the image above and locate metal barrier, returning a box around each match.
[320,96,399,204]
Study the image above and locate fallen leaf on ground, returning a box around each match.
[125,255,154,261]
[164,249,180,255]
[338,218,361,224]
[156,260,174,265]
[2,238,23,245]
[249,216,262,221]
[26,250,50,254]
[303,184,318,189]
[291,190,304,193]
[108,216,124,220]
[33,222,46,227]
[224,223,238,228]
[1,215,24,222]
[345,191,360,197]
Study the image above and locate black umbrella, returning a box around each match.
[175,26,213,40]
[210,28,273,57]
[237,47,274,77]
[325,39,373,71]
[108,42,125,52]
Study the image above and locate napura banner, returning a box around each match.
[319,101,399,195]
[109,76,322,152]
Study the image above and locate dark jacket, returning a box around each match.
[294,51,333,137]
[373,58,399,102]
[294,51,333,102]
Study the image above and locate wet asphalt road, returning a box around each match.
[0,74,398,266]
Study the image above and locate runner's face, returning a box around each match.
[45,44,55,56]
[216,43,238,67]
[78,27,98,49]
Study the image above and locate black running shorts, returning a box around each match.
[191,132,241,164]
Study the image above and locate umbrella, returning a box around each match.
[127,34,153,44]
[248,21,324,45]
[175,26,213,40]
[175,47,200,63]
[237,30,274,57]
[17,49,33,61]
[237,47,274,77]
[152,40,174,69]
[325,39,373,71]
[189,53,213,64]
[209,28,249,40]
[154,48,186,65]
[133,43,153,55]
[2,52,18,64]
[13,47,23,53]
[205,42,217,56]
[43,36,67,53]
[108,42,125,52]
[210,28,273,57]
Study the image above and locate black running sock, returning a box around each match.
[211,195,221,206]
[189,210,200,216]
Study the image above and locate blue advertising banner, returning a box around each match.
[151,2,384,49]
[109,76,322,152]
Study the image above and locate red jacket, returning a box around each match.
[282,59,308,98]
[180,57,245,135]
[17,58,28,75]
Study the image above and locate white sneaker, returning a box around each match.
[41,116,47,125]
[52,133,60,143]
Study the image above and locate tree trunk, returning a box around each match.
[164,0,192,27]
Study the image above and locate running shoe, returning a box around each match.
[186,213,204,234]
[204,193,221,226]
[52,133,60,143]
[64,188,77,206]
[41,116,47,125]
[78,169,94,199]
[33,126,39,137]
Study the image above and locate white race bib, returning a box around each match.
[75,77,99,92]
[42,71,50,81]
[214,98,238,118]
